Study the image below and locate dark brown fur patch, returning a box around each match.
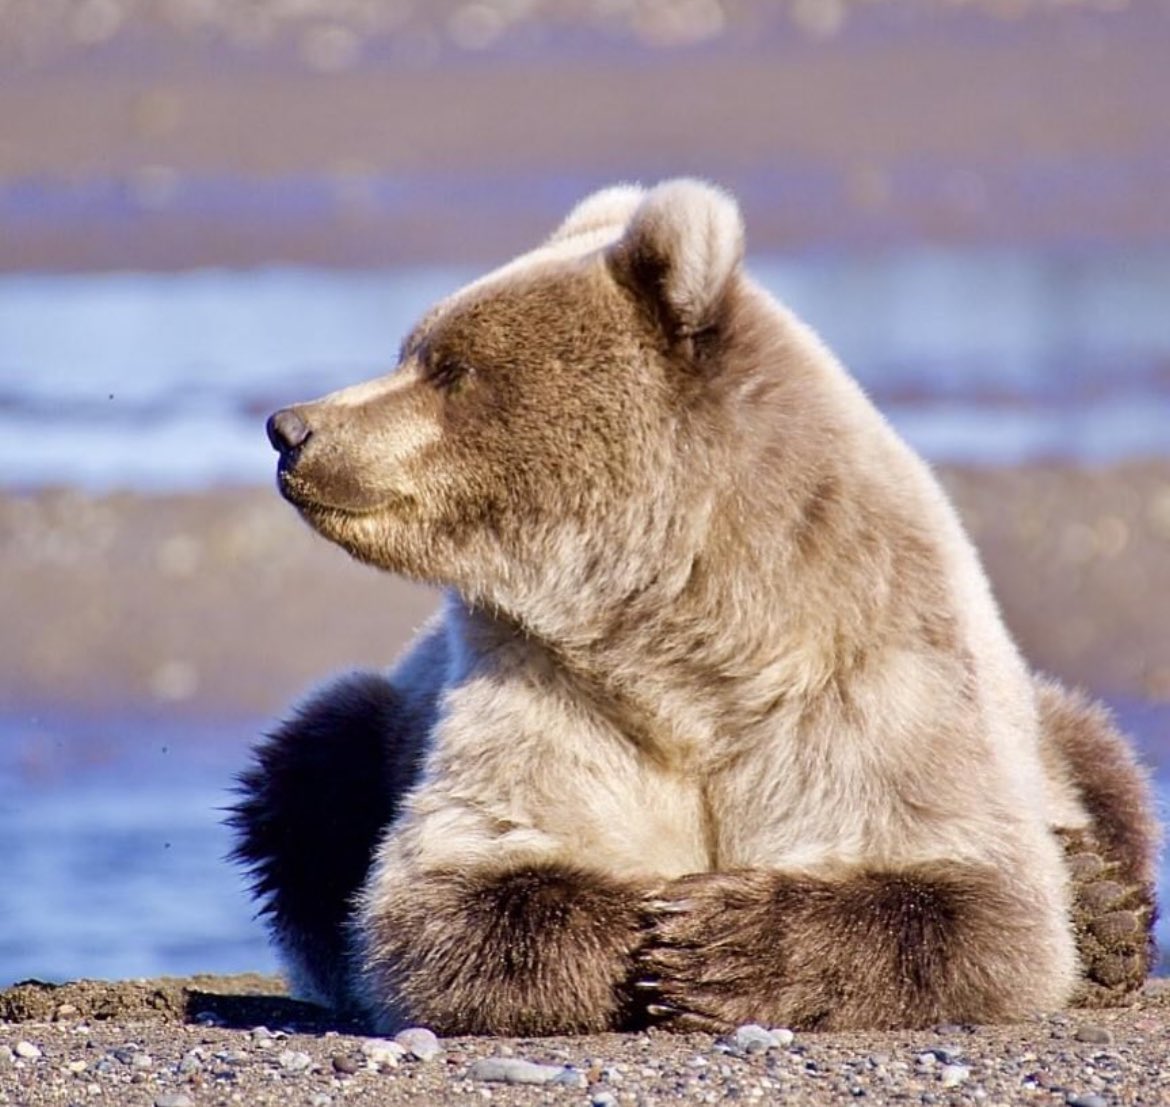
[229,672,422,1008]
[638,864,1055,1032]
[1037,679,1160,888]
[360,863,655,1035]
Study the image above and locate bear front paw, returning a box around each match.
[635,871,786,1032]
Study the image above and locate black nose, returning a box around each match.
[267,408,311,453]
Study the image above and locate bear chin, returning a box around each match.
[234,178,1159,1035]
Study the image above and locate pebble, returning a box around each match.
[1067,1095,1108,1107]
[66,1059,88,1074]
[360,1038,406,1069]
[309,1096,332,1107]
[331,1053,359,1075]
[155,1095,194,1107]
[178,1050,203,1075]
[940,1064,970,1088]
[131,1052,154,1070]
[924,1045,964,1063]
[592,1093,619,1107]
[1074,1025,1113,1045]
[725,1024,782,1055]
[277,1049,313,1072]
[395,1026,442,1062]
[14,1041,42,1060]
[0,1045,13,1065]
[467,1057,584,1086]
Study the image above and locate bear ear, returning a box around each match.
[607,178,745,336]
[547,184,646,245]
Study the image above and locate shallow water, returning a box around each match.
[2,704,1167,989]
[1,248,1169,490]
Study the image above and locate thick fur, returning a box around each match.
[639,864,1058,1031]
[229,671,426,1008]
[357,862,655,1036]
[235,179,1159,1033]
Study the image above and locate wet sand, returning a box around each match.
[3,462,1168,723]
[2,975,1170,1106]
[2,1,1168,269]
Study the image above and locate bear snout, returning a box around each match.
[267,408,312,455]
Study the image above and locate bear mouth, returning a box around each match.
[276,464,405,521]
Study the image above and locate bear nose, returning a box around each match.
[267,408,311,454]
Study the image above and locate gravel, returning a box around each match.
[2,975,1170,1106]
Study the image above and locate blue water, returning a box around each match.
[1,249,1169,490]
[1,705,1167,989]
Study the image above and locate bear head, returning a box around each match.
[266,180,755,628]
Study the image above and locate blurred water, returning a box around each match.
[0,714,276,985]
[1,249,1168,490]
[1,704,1167,988]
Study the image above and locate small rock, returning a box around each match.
[0,1045,13,1065]
[1067,1095,1108,1107]
[726,1024,780,1054]
[277,1049,313,1073]
[178,1050,203,1075]
[592,1092,619,1107]
[770,1027,795,1046]
[14,1041,42,1061]
[131,1053,154,1070]
[1074,1025,1113,1046]
[468,1057,573,1085]
[66,1059,88,1074]
[331,1054,359,1075]
[553,1067,587,1088]
[55,1004,79,1020]
[395,1026,442,1062]
[155,1095,195,1107]
[940,1064,970,1088]
[360,1039,406,1069]
[915,1052,937,1068]
[309,1096,332,1107]
[924,1045,963,1063]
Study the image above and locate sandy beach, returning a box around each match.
[3,975,1170,1106]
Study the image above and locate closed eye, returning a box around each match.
[428,357,475,393]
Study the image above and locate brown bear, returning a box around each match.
[232,180,1158,1035]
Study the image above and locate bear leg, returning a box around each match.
[636,862,1073,1032]
[229,672,420,1009]
[1036,678,1160,1005]
[354,862,656,1035]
